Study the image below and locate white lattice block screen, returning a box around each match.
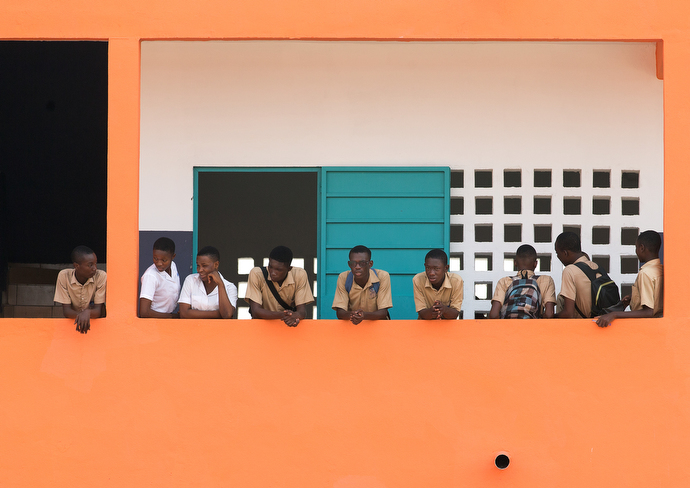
[451,168,662,319]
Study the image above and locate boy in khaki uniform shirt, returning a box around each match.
[54,245,106,334]
[596,230,663,327]
[244,246,314,327]
[332,245,392,324]
[489,244,556,319]
[412,248,463,320]
[554,232,601,318]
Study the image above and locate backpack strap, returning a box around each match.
[518,270,539,281]
[574,262,599,282]
[345,269,380,293]
[573,303,588,319]
[261,267,296,312]
[573,262,600,318]
[371,269,380,293]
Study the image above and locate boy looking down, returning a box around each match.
[595,230,663,327]
[554,232,603,318]
[489,244,556,319]
[53,245,106,334]
[412,248,463,320]
[332,245,392,324]
[139,237,181,318]
[244,246,314,327]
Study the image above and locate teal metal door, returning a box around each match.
[318,167,450,319]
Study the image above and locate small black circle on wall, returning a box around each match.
[495,453,510,469]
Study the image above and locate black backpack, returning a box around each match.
[573,262,620,317]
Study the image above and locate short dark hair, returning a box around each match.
[197,246,220,262]
[71,245,95,263]
[425,248,448,265]
[153,237,175,254]
[349,245,371,260]
[555,232,581,253]
[637,230,662,254]
[515,244,537,260]
[269,246,293,265]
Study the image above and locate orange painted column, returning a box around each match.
[660,36,690,320]
[106,37,141,321]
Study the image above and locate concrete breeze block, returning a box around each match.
[16,284,56,307]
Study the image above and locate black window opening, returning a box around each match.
[0,41,108,318]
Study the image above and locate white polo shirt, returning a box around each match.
[139,261,181,314]
[179,272,238,311]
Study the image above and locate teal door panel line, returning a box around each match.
[319,167,450,320]
[325,197,445,221]
[325,170,446,194]
[326,223,445,247]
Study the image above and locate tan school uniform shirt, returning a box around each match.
[54,268,107,311]
[631,258,663,317]
[244,266,314,312]
[492,270,557,309]
[558,255,600,318]
[412,272,463,312]
[332,268,393,313]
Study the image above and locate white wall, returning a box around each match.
[140,41,663,317]
[140,41,662,231]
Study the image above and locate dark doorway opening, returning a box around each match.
[196,170,318,318]
[0,41,108,317]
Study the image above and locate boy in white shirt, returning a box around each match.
[139,237,181,318]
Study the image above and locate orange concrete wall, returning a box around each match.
[1,1,688,486]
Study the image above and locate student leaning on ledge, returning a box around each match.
[53,245,106,334]
[244,246,314,327]
[595,230,663,327]
[332,245,392,324]
[178,246,237,319]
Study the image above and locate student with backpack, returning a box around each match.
[332,245,392,324]
[554,232,620,318]
[595,230,663,327]
[488,244,556,319]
